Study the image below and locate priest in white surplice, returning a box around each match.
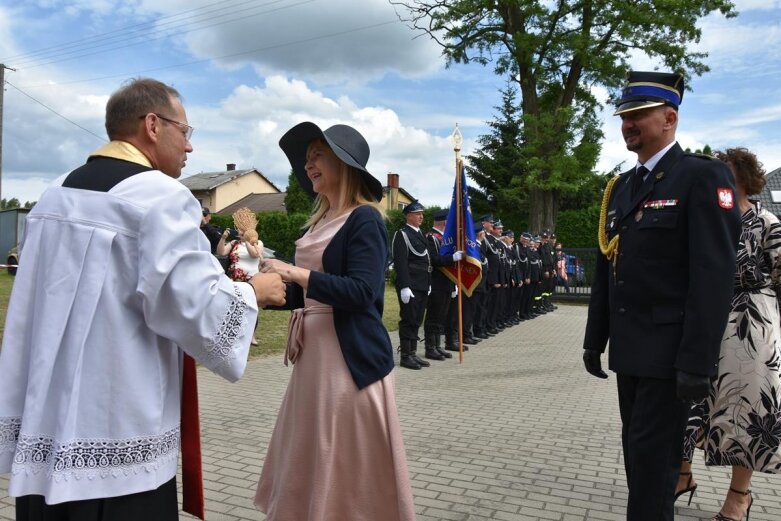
[0,78,286,521]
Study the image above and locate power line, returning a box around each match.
[11,0,314,70]
[4,81,107,142]
[19,18,401,89]
[1,0,284,64]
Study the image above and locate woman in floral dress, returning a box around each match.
[680,148,781,521]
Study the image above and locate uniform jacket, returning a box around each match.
[426,227,456,293]
[583,144,741,378]
[392,224,431,291]
[280,205,394,390]
[528,248,541,282]
[484,235,503,286]
[539,242,555,270]
[516,244,530,280]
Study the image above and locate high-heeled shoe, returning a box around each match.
[674,471,697,505]
[712,487,753,521]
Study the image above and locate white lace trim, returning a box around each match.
[10,426,180,481]
[1,416,21,455]
[203,285,248,369]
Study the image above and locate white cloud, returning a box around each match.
[181,75,461,206]
[173,0,444,84]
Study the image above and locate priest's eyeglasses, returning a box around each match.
[140,113,194,141]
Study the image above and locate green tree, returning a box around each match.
[466,81,527,233]
[390,0,736,231]
[0,198,21,210]
[283,170,313,215]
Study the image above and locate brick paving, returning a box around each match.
[2,304,780,520]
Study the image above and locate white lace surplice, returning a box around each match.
[0,170,258,503]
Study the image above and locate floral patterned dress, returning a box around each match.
[684,202,781,472]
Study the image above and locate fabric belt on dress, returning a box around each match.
[285,306,333,366]
[181,354,204,519]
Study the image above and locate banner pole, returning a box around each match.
[456,159,464,363]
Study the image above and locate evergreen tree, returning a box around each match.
[283,170,313,215]
[466,80,527,233]
[391,0,736,231]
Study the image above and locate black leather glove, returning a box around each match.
[583,349,608,379]
[676,370,711,401]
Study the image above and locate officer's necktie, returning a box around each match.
[632,165,650,198]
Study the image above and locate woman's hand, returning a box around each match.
[260,259,311,288]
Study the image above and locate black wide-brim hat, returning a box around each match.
[279,122,383,202]
[614,71,685,116]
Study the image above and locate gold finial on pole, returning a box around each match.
[451,124,463,160]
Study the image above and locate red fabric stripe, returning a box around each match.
[181,354,205,519]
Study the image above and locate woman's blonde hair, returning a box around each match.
[303,141,385,229]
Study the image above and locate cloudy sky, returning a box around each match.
[1,0,780,207]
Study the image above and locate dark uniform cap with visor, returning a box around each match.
[403,200,425,215]
[614,71,685,116]
[433,209,449,221]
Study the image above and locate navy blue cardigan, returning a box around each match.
[281,205,394,389]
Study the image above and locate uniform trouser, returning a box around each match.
[473,290,487,332]
[16,478,178,521]
[487,286,502,329]
[616,374,690,521]
[512,284,523,317]
[397,288,428,341]
[424,289,452,336]
[520,283,533,317]
[546,274,556,299]
[444,296,460,345]
[532,281,543,308]
[462,294,475,336]
[540,271,552,298]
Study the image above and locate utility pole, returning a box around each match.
[0,64,13,204]
[0,63,4,204]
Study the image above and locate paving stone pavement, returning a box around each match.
[2,304,780,520]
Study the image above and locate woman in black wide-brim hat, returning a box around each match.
[254,122,415,521]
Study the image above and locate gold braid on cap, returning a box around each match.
[598,176,620,268]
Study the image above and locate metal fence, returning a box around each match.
[553,247,597,302]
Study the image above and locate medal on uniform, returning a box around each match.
[655,171,665,180]
[634,209,643,222]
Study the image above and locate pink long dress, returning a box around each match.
[255,210,416,521]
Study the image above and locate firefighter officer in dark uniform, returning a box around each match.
[472,223,491,338]
[486,219,507,331]
[582,71,741,520]
[464,221,488,341]
[528,236,543,315]
[539,230,556,312]
[501,230,520,325]
[506,230,526,322]
[392,200,433,370]
[423,209,463,360]
[515,231,531,320]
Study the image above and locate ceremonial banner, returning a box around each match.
[439,165,482,296]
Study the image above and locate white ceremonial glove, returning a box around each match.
[400,287,414,304]
[451,287,458,298]
[452,251,464,262]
